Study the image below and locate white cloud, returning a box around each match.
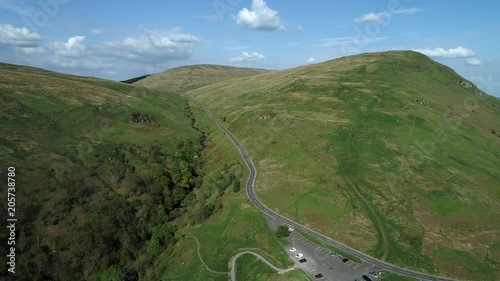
[19,46,45,54]
[465,58,482,66]
[355,12,388,23]
[91,29,104,35]
[48,56,113,70]
[99,28,201,63]
[414,46,475,58]
[306,57,316,63]
[229,51,265,62]
[318,36,386,47]
[0,23,40,47]
[235,0,285,31]
[51,36,86,58]
[0,0,34,16]
[354,8,422,23]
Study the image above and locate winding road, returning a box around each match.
[230,251,297,281]
[202,103,457,281]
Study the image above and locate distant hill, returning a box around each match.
[184,51,500,280]
[134,64,271,92]
[120,74,152,84]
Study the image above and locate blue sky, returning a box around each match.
[1,0,499,96]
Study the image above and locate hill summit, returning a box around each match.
[134,64,270,92]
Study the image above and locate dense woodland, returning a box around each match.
[0,138,223,280]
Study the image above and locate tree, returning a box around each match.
[232,178,241,193]
[276,225,291,238]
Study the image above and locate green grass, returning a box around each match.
[431,247,497,281]
[177,51,500,280]
[235,254,309,281]
[160,100,295,280]
[135,64,270,92]
[380,273,422,281]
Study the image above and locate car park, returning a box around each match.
[314,273,323,279]
[289,247,296,252]
[295,253,303,259]
[299,258,307,263]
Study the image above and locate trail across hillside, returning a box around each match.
[230,251,297,281]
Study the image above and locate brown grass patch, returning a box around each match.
[290,92,312,100]
[332,212,377,252]
[316,96,341,102]
[231,221,251,238]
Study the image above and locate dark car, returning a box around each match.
[362,275,372,281]
[342,258,349,263]
[314,273,323,279]
[299,258,307,263]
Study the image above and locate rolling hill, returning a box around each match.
[0,62,205,280]
[175,51,500,280]
[134,64,271,92]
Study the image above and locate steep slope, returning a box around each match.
[0,62,203,280]
[185,51,500,280]
[134,64,271,92]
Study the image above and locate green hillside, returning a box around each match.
[134,64,271,92]
[181,51,500,280]
[0,62,204,280]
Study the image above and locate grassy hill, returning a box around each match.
[134,64,271,92]
[178,51,500,280]
[0,62,206,280]
[0,62,295,281]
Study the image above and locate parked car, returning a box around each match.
[369,271,379,278]
[362,275,372,281]
[288,227,294,232]
[289,247,296,252]
[295,253,303,259]
[330,252,338,257]
[342,258,349,263]
[299,258,307,263]
[314,273,323,279]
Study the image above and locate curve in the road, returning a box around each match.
[231,251,297,281]
[202,103,456,281]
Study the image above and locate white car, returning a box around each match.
[295,253,303,259]
[289,247,296,252]
[288,227,294,232]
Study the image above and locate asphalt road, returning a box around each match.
[230,251,297,281]
[202,103,456,281]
